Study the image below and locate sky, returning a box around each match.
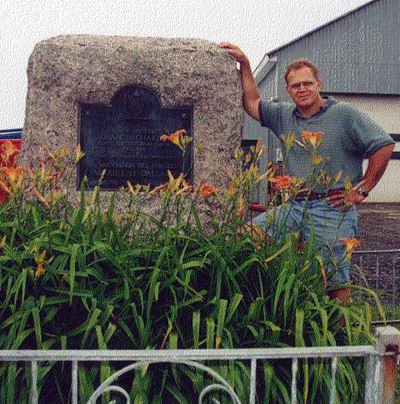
[0,0,372,128]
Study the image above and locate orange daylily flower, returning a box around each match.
[75,144,85,163]
[160,129,191,152]
[236,195,245,219]
[0,235,6,250]
[0,140,20,167]
[269,175,293,190]
[34,250,46,279]
[281,132,296,149]
[32,187,50,208]
[0,167,23,183]
[339,238,361,252]
[166,171,192,194]
[148,183,168,196]
[0,167,24,194]
[175,184,193,195]
[311,153,324,166]
[339,238,361,260]
[160,132,181,145]
[315,256,327,288]
[197,182,217,197]
[148,171,193,197]
[227,181,237,198]
[301,131,324,148]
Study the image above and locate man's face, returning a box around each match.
[286,67,321,108]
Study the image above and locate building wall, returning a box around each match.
[267,0,400,98]
[243,67,278,161]
[332,94,399,202]
[243,66,280,195]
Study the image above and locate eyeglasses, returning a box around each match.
[288,81,316,90]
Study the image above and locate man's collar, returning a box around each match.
[293,96,336,118]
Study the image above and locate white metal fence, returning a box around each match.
[1,327,399,404]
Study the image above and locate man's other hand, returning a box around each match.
[327,181,367,209]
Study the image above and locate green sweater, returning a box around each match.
[259,96,395,191]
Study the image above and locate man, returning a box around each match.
[219,42,395,303]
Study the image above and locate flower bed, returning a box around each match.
[0,135,383,402]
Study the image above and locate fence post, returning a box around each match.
[375,326,400,404]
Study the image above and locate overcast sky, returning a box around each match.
[1,0,372,128]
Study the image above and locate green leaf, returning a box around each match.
[60,335,67,350]
[206,318,215,349]
[262,362,274,402]
[6,364,16,404]
[283,274,296,326]
[69,243,81,305]
[181,259,205,270]
[265,241,291,263]
[104,323,116,343]
[117,319,136,346]
[168,332,178,349]
[11,328,34,349]
[192,311,200,349]
[131,304,146,347]
[295,308,305,347]
[95,326,112,402]
[216,299,227,338]
[32,307,42,349]
[81,308,102,344]
[165,386,189,404]
[247,297,264,322]
[226,293,243,324]
[273,262,289,317]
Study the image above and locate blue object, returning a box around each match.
[0,128,22,140]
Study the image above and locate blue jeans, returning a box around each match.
[253,200,358,287]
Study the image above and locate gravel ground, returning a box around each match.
[357,203,400,250]
[352,203,400,305]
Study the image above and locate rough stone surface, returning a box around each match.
[22,35,243,209]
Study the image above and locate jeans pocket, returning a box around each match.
[325,199,353,213]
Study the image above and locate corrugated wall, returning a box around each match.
[268,0,400,100]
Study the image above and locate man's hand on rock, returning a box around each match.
[218,42,250,66]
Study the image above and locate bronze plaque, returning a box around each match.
[79,85,193,190]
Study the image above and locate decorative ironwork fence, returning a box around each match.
[1,327,399,404]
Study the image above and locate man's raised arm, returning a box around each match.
[218,43,261,121]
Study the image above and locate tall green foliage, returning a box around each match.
[0,142,382,403]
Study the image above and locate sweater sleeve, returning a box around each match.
[347,104,395,158]
[258,100,282,134]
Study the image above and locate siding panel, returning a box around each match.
[265,0,400,98]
